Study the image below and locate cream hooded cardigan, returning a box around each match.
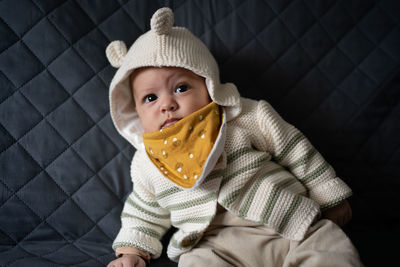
[111,96,352,262]
[108,7,352,262]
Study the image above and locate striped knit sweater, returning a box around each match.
[112,97,352,262]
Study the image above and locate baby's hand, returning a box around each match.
[321,200,352,227]
[107,254,146,267]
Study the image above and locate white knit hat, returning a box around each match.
[106,7,241,148]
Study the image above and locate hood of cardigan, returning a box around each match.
[106,7,242,150]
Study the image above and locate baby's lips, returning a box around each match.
[162,118,180,129]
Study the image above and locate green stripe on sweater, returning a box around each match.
[204,169,224,182]
[222,154,270,187]
[166,193,216,211]
[239,167,284,217]
[260,178,298,222]
[227,147,254,164]
[172,215,214,226]
[286,148,317,171]
[155,149,265,202]
[132,190,161,208]
[302,162,330,184]
[155,170,222,201]
[278,195,302,233]
[134,226,162,239]
[126,198,170,219]
[156,187,183,200]
[121,212,170,231]
[220,154,274,207]
[220,187,242,207]
[320,192,352,210]
[275,132,305,163]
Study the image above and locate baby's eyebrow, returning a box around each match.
[139,86,157,93]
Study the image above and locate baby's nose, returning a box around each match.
[161,98,178,112]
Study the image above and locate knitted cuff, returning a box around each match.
[309,178,353,210]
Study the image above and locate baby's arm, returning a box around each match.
[110,151,171,264]
[255,100,352,212]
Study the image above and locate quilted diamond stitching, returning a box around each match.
[0,0,43,37]
[47,1,95,44]
[359,47,398,83]
[0,93,42,140]
[338,27,376,65]
[0,41,44,88]
[0,194,42,241]
[280,0,316,38]
[99,7,143,46]
[214,12,255,55]
[1,69,122,267]
[73,76,110,122]
[358,5,397,44]
[31,0,68,14]
[1,1,399,266]
[76,0,121,25]
[19,71,70,116]
[380,27,400,61]
[235,1,275,35]
[47,98,95,145]
[46,148,94,195]
[18,222,68,259]
[0,0,134,266]
[22,18,70,66]
[0,143,42,192]
[173,1,213,38]
[47,48,95,94]
[0,71,17,104]
[280,2,394,128]
[74,29,110,73]
[18,120,69,168]
[193,0,234,26]
[16,172,68,220]
[0,17,19,52]
[1,146,114,266]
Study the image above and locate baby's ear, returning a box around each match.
[106,40,127,68]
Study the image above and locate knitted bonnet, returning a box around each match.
[106,7,241,149]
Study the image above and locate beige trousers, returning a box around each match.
[179,205,363,267]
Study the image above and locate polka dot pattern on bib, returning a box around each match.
[142,102,221,188]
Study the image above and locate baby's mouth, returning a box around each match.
[161,118,180,129]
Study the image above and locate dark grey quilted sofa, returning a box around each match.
[1,0,399,266]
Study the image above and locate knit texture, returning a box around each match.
[112,98,352,261]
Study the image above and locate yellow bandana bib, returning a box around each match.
[143,102,222,189]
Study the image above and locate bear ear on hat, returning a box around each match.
[106,40,127,68]
[151,7,174,35]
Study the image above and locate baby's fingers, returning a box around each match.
[107,254,146,267]
[107,259,123,267]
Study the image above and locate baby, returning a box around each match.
[106,7,362,267]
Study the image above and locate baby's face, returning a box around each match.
[131,67,211,133]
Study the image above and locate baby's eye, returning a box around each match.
[144,94,157,103]
[175,85,189,93]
